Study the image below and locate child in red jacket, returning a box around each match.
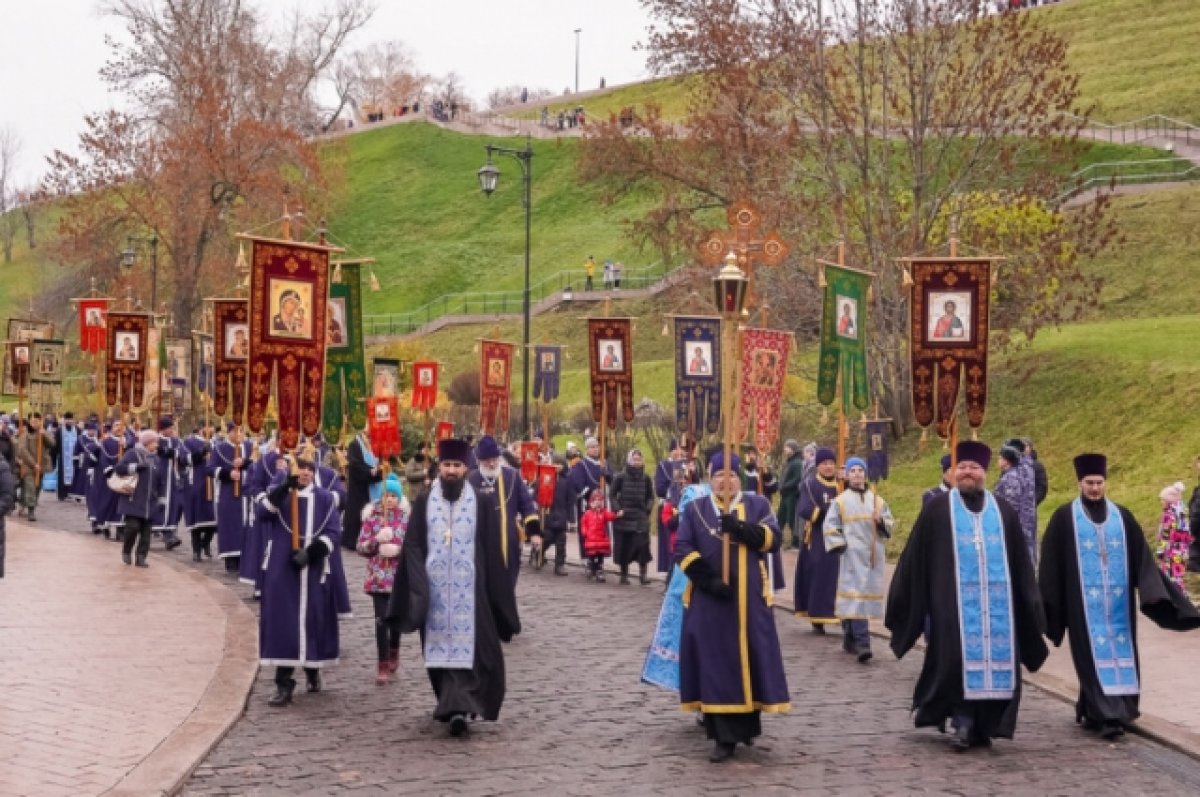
[580,490,621,582]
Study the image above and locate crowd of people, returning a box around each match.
[3,408,1199,763]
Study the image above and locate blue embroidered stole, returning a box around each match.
[641,565,688,692]
[1071,499,1139,696]
[358,435,383,504]
[62,427,78,484]
[949,490,1017,700]
[423,481,477,669]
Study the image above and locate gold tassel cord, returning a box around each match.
[818,265,827,289]
[902,267,913,288]
[369,270,381,292]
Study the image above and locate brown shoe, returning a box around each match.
[375,661,391,685]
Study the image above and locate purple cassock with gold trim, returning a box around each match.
[674,490,790,715]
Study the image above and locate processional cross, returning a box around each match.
[698,200,791,309]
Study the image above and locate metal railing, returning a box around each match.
[1051,158,1200,206]
[363,261,673,337]
[1065,113,1199,146]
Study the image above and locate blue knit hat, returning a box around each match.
[384,474,403,498]
[846,456,867,474]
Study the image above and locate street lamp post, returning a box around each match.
[477,136,534,439]
[574,28,582,94]
[121,235,161,312]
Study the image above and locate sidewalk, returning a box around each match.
[0,506,257,797]
[559,529,1200,756]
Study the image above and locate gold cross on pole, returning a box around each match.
[698,200,790,309]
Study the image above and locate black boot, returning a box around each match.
[268,679,296,707]
[554,545,568,576]
[448,714,469,737]
[639,563,650,585]
[305,669,322,693]
[709,741,736,763]
[619,566,630,586]
[135,556,149,568]
[191,530,203,561]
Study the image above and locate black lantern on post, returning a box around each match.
[710,249,749,586]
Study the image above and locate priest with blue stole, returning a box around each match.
[675,450,789,763]
[209,423,255,572]
[389,438,520,738]
[1038,453,1200,741]
[886,441,1048,752]
[257,453,348,707]
[469,435,540,587]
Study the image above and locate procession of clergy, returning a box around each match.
[49,410,1200,764]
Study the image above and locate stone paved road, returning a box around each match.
[179,547,1200,796]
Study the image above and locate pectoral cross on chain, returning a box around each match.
[443,527,453,548]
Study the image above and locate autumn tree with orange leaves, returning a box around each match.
[581,0,1118,430]
[42,0,372,332]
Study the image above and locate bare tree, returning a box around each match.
[486,84,553,110]
[45,0,372,331]
[0,126,20,263]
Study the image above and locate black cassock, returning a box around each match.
[886,490,1048,740]
[388,488,521,722]
[343,436,383,551]
[1039,497,1200,726]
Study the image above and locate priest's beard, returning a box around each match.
[440,475,465,501]
[480,463,501,480]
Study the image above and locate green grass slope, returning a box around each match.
[524,0,1200,124]
[329,122,662,317]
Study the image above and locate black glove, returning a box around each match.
[720,514,766,549]
[291,540,329,569]
[291,548,309,569]
[524,517,542,539]
[683,555,734,601]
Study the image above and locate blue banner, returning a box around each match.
[673,316,721,436]
[532,345,562,403]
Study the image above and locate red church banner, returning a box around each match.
[105,312,151,412]
[738,327,791,453]
[244,236,341,450]
[411,361,439,411]
[436,420,454,442]
[480,340,514,437]
[212,299,250,423]
[79,299,109,355]
[535,463,558,509]
[905,258,995,438]
[367,396,402,459]
[587,318,635,429]
[519,441,540,482]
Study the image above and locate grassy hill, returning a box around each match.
[526,0,1200,124]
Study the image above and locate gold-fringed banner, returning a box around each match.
[738,327,791,453]
[244,236,342,450]
[588,318,635,429]
[213,299,250,423]
[105,312,151,412]
[480,339,514,437]
[906,258,995,438]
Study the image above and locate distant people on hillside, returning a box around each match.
[612,260,623,289]
[602,260,613,290]
[584,256,596,291]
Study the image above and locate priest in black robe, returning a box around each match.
[1039,453,1200,740]
[388,438,520,737]
[886,441,1048,752]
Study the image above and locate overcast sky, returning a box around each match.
[0,0,655,182]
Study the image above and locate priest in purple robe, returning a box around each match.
[93,421,127,540]
[469,435,539,587]
[792,447,841,632]
[675,450,790,763]
[151,416,185,551]
[389,438,520,737]
[209,423,254,573]
[257,454,348,707]
[181,422,217,561]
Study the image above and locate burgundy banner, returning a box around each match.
[105,312,151,412]
[212,299,250,423]
[245,237,338,450]
[480,340,514,437]
[587,318,635,429]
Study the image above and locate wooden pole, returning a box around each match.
[720,317,736,585]
[835,238,847,489]
[948,230,959,469]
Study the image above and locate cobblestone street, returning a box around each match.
[182,539,1200,796]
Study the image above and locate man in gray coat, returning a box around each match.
[115,430,162,568]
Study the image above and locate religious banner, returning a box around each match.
[212,299,250,423]
[7,341,31,393]
[817,265,872,415]
[163,336,193,413]
[865,419,890,482]
[532,345,562,403]
[372,357,401,397]
[194,332,214,401]
[435,420,454,442]
[105,312,150,412]
[479,339,514,437]
[738,327,791,453]
[78,299,109,354]
[535,463,558,509]
[367,395,402,460]
[322,261,368,439]
[28,339,66,413]
[411,361,439,410]
[673,316,721,436]
[4,318,54,396]
[244,236,340,450]
[519,441,540,483]
[906,258,994,438]
[587,318,635,429]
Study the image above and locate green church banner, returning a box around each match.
[817,264,872,414]
[322,260,368,439]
